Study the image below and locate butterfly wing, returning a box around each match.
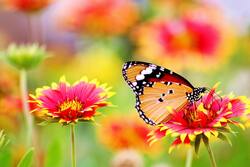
[122,61,194,125]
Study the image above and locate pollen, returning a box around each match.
[59,100,83,112]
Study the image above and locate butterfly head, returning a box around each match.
[187,87,207,103]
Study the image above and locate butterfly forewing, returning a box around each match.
[122,61,194,125]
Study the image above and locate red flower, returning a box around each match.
[148,84,249,153]
[97,114,162,154]
[29,76,114,124]
[0,96,22,132]
[157,19,220,55]
[5,0,53,13]
[132,6,234,71]
[55,0,139,36]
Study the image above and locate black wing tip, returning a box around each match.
[123,61,151,66]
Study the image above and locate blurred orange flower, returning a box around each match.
[0,96,22,132]
[97,114,162,154]
[55,0,139,36]
[0,64,21,132]
[132,6,234,71]
[4,0,53,13]
[0,66,19,97]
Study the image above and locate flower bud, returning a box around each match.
[5,44,47,70]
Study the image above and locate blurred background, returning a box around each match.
[0,0,250,166]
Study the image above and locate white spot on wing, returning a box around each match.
[141,68,153,75]
[132,82,137,86]
[136,74,145,81]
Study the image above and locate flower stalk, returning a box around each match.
[185,148,193,167]
[20,69,33,147]
[203,135,217,167]
[71,124,76,167]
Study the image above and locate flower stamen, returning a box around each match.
[59,100,83,112]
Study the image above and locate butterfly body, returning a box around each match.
[122,61,207,125]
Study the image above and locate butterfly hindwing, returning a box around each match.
[122,61,194,125]
[138,82,192,124]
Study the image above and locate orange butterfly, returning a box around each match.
[122,61,207,125]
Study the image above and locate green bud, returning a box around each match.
[5,43,47,70]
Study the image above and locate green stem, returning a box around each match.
[204,139,217,167]
[71,124,76,167]
[20,69,33,147]
[185,148,193,167]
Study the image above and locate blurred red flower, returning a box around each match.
[0,68,18,97]
[0,65,21,132]
[97,114,162,154]
[148,85,249,153]
[132,6,234,71]
[4,0,53,12]
[55,0,139,36]
[29,76,114,124]
[0,96,22,132]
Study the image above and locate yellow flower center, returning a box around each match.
[59,100,83,112]
[172,32,195,51]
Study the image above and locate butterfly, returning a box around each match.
[122,61,207,125]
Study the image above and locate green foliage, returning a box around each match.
[44,140,62,167]
[17,148,34,167]
[0,130,9,151]
[0,146,12,167]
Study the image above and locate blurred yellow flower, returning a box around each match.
[55,0,139,36]
[132,5,235,71]
[65,47,123,86]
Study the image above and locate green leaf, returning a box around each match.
[217,133,232,146]
[44,140,62,167]
[17,148,34,167]
[37,121,49,126]
[0,130,9,151]
[214,127,231,133]
[194,134,202,155]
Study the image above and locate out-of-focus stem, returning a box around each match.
[20,69,33,147]
[205,140,217,167]
[185,148,193,167]
[71,124,76,167]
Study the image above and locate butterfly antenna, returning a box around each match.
[205,87,222,109]
[205,87,222,100]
